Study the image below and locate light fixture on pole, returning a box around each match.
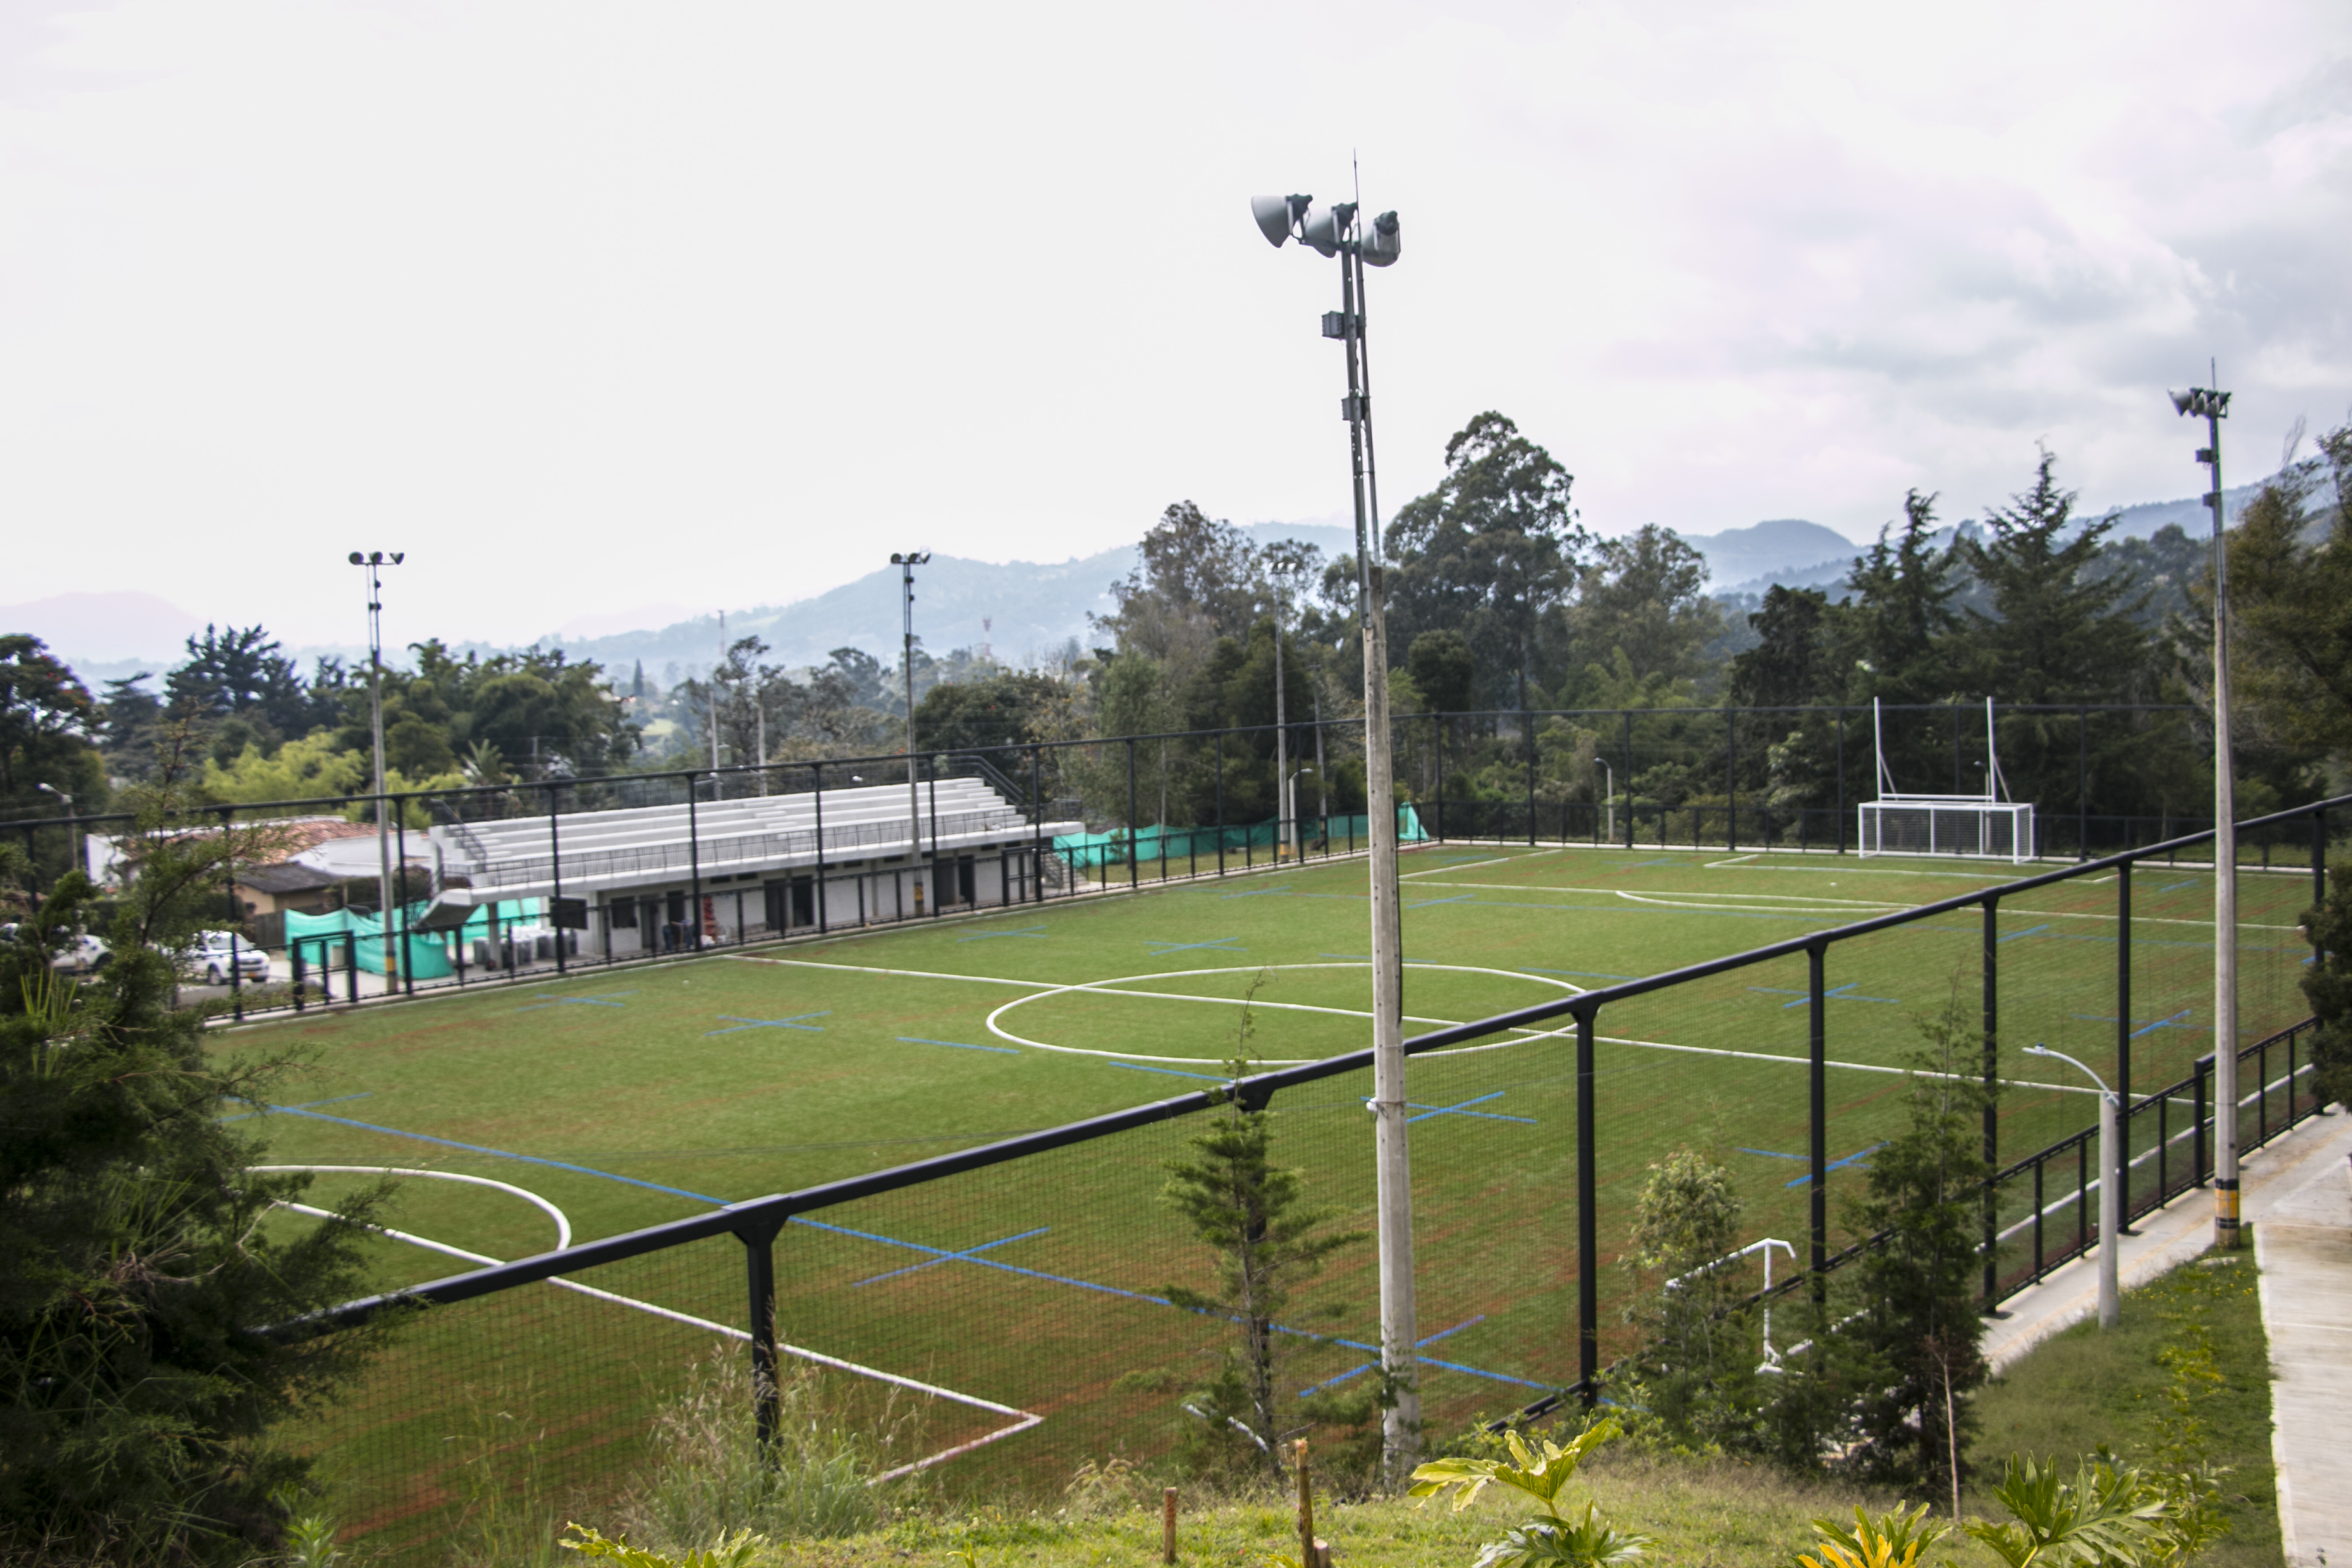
[1251,184,1417,1476]
[2023,1044,2122,1327]
[348,550,405,977]
[891,552,932,907]
[34,782,79,882]
[2168,377,2239,1251]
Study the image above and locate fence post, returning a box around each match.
[2116,859,2132,1222]
[2077,706,2090,860]
[688,775,704,950]
[1126,739,1139,891]
[548,785,567,976]
[1576,1004,1599,1402]
[1809,940,1828,1300]
[344,932,359,1005]
[1215,731,1226,877]
[1726,709,1737,852]
[2193,1055,2210,1186]
[1620,711,1634,850]
[740,1220,783,1449]
[1436,723,1447,842]
[1526,711,1536,847]
[291,940,306,1012]
[1836,708,1847,855]
[814,763,830,931]
[1981,897,2000,1304]
[2314,807,2329,955]
[397,803,415,995]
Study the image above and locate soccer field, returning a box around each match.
[229,838,2316,1547]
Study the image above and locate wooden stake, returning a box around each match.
[1295,1440,1318,1568]
[1162,1487,1178,1565]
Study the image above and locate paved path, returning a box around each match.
[2255,1131,2352,1567]
[1979,1108,2352,1567]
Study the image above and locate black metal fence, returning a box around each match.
[249,785,2342,1560]
[2,702,2253,1028]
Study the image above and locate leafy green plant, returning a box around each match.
[618,1355,883,1547]
[1408,1419,1653,1567]
[1962,1453,2166,1567]
[562,1522,764,1567]
[1796,1503,1949,1568]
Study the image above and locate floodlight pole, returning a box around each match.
[350,551,403,977]
[893,552,931,897]
[1254,190,1414,1476]
[2172,379,2239,1249]
[2025,1045,2120,1327]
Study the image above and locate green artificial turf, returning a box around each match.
[215,841,2311,1559]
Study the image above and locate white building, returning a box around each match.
[426,778,1082,957]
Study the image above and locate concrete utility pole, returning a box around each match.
[892,552,931,898]
[1249,187,1416,1477]
[2170,375,2239,1249]
[348,551,403,971]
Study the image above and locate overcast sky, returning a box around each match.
[2,0,2346,650]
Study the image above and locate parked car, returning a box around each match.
[0,923,111,974]
[176,930,272,985]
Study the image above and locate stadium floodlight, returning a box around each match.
[2172,371,2240,1249]
[1249,178,1418,1478]
[349,550,405,981]
[2024,1045,2121,1328]
[891,552,933,901]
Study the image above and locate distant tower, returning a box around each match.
[982,617,993,663]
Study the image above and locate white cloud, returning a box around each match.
[0,0,2343,649]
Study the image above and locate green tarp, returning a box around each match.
[285,898,542,979]
[1050,808,1428,871]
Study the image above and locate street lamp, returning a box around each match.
[348,551,404,977]
[2168,377,2239,1251]
[35,782,79,882]
[2023,1044,2122,1328]
[1250,185,1417,1475]
[891,552,932,908]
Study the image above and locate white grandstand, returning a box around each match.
[428,778,1083,955]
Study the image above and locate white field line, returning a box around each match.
[735,951,2119,1086]
[1707,853,1762,867]
[264,1165,1040,1480]
[1394,880,2299,931]
[1401,845,1564,880]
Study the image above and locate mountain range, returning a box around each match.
[7,481,2265,692]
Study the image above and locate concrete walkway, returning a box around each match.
[2256,1132,2352,1567]
[1979,1107,2352,1567]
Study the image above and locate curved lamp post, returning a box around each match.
[1249,187,1417,1475]
[2024,1043,2121,1328]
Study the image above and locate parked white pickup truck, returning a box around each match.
[177,930,272,985]
[1,922,111,974]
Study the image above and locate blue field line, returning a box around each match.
[1406,1091,1538,1126]
[959,926,1049,942]
[513,991,637,1013]
[1405,893,1476,910]
[852,1226,1052,1287]
[1997,924,2051,944]
[1146,937,1246,954]
[220,1092,373,1123]
[1749,981,1901,1009]
[789,1216,1551,1391]
[705,1011,830,1036]
[232,1103,729,1205]
[2157,879,2200,894]
[899,1036,1020,1055]
[1108,1061,1228,1082]
[2070,1008,2200,1038]
[1785,1143,1887,1187]
[1738,1147,1808,1163]
[1299,1315,1487,1395]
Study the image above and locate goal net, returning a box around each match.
[1857,699,2036,864]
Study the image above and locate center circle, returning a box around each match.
[981,962,1582,1064]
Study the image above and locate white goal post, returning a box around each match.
[1857,698,2036,864]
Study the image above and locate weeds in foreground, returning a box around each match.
[615,1357,893,1551]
